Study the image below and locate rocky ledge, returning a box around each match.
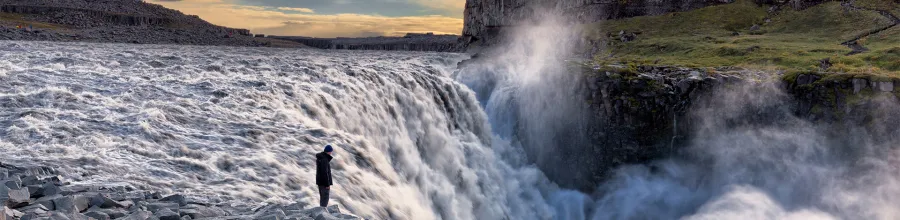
[268,33,461,52]
[1,163,363,220]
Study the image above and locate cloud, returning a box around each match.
[277,7,315,13]
[155,1,462,38]
[408,0,465,16]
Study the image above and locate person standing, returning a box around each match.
[316,145,334,207]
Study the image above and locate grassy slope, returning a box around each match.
[584,0,900,76]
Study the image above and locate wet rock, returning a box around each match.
[84,210,110,220]
[33,183,62,198]
[1,185,31,208]
[160,194,187,206]
[3,180,19,190]
[20,176,40,186]
[796,74,821,86]
[313,212,341,220]
[89,194,128,209]
[2,206,21,220]
[334,214,359,220]
[155,208,180,220]
[121,210,152,220]
[147,202,179,213]
[179,204,226,219]
[52,195,90,214]
[18,203,49,215]
[876,81,894,92]
[852,78,868,94]
[34,195,58,210]
[325,205,340,214]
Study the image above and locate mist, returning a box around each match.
[456,8,900,220]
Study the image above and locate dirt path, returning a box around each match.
[840,1,900,53]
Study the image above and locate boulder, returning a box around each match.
[1,185,31,208]
[258,208,286,220]
[334,214,359,220]
[313,212,341,220]
[121,210,152,220]
[85,206,127,219]
[52,195,90,214]
[84,210,110,220]
[47,211,72,220]
[34,195,59,210]
[33,183,62,198]
[147,202,180,213]
[18,203,49,215]
[155,208,180,220]
[160,194,187,206]
[301,207,326,217]
[89,194,128,209]
[2,206,21,220]
[2,180,19,190]
[20,176,40,186]
[178,204,226,219]
[325,205,340,214]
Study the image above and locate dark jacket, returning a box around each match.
[315,152,333,186]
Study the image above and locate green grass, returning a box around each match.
[855,0,900,17]
[584,0,900,77]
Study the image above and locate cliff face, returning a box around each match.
[460,0,736,49]
[559,65,899,191]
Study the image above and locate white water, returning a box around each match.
[455,14,900,220]
[0,41,560,219]
[3,22,900,220]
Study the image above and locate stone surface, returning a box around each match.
[159,194,187,206]
[121,210,152,220]
[313,211,341,220]
[155,208,181,220]
[84,210,110,220]
[1,164,365,220]
[1,185,30,208]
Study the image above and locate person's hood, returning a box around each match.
[316,152,333,161]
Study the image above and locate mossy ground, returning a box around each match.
[584,0,900,79]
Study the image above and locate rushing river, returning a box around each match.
[2,25,900,220]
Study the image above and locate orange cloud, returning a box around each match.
[276,7,315,13]
[155,1,463,38]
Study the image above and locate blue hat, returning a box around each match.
[324,145,333,152]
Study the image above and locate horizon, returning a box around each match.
[151,0,465,38]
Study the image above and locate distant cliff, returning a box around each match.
[268,33,461,52]
[0,0,298,47]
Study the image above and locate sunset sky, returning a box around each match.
[152,0,465,38]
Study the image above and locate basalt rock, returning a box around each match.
[0,163,368,220]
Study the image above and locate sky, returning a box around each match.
[151,0,465,38]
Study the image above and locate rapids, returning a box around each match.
[3,27,900,220]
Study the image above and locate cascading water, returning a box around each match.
[3,14,900,220]
[456,10,900,220]
[0,41,560,220]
